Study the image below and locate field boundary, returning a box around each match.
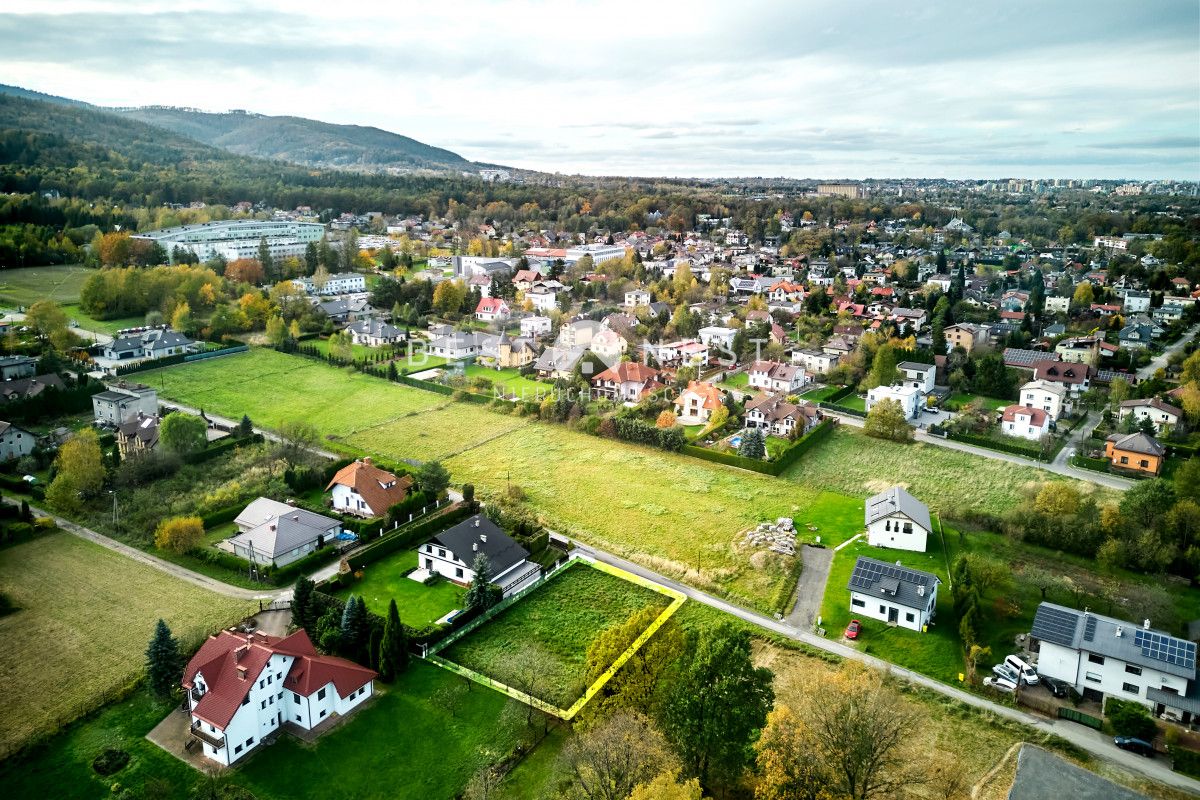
[426,555,686,719]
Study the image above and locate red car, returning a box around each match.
[844,619,861,640]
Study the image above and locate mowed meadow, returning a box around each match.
[152,348,1100,607]
[0,533,255,757]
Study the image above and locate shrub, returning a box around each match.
[91,748,130,776]
[1105,697,1157,741]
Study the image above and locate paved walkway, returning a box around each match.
[784,544,833,630]
[1138,324,1198,380]
[567,539,1200,795]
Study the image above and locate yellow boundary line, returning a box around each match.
[426,555,686,720]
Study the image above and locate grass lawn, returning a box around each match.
[441,562,670,707]
[799,384,848,402]
[0,532,255,758]
[61,304,145,336]
[0,264,93,306]
[309,335,388,362]
[342,403,531,462]
[786,427,1114,515]
[462,363,556,398]
[720,370,749,388]
[334,548,463,626]
[947,393,1011,412]
[838,393,867,411]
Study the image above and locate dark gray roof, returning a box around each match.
[1105,432,1165,457]
[847,556,939,611]
[864,486,931,531]
[431,514,528,578]
[1030,602,1196,679]
[897,361,934,373]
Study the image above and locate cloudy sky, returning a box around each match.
[2,0,1197,179]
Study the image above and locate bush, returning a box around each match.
[772,555,805,616]
[1173,747,1200,779]
[1105,697,1157,741]
[91,747,130,776]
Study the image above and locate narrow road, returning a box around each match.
[158,400,343,461]
[567,539,1200,795]
[1138,324,1198,381]
[784,544,833,630]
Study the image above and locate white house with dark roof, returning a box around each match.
[0,420,35,461]
[847,556,939,632]
[1031,602,1199,722]
[419,514,539,596]
[865,486,930,552]
[92,382,158,426]
[1118,398,1184,434]
[346,318,404,348]
[897,361,936,394]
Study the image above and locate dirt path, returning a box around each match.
[785,544,834,630]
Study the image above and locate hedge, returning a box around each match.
[269,546,340,585]
[945,430,1047,460]
[351,504,473,569]
[113,343,247,375]
[681,444,774,474]
[3,382,103,423]
[681,420,836,477]
[1172,747,1200,779]
[180,434,263,465]
[820,402,867,418]
[772,554,805,616]
[823,385,855,404]
[1071,454,1111,473]
[200,504,244,528]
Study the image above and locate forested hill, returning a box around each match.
[113,106,480,173]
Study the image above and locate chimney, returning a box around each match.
[480,534,487,543]
[1116,626,1123,637]
[474,518,481,527]
[473,542,479,552]
[1144,619,1152,630]
[917,585,925,597]
[236,665,248,680]
[363,457,372,465]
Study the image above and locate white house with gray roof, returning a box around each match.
[418,514,540,596]
[865,486,931,552]
[221,498,342,568]
[1031,602,1199,722]
[847,556,939,632]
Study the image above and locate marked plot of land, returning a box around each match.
[439,562,672,709]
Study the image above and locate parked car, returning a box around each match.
[1005,655,1039,685]
[1039,675,1070,698]
[844,619,861,640]
[1113,737,1155,757]
[984,676,1017,694]
[992,663,1020,683]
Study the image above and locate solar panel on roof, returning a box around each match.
[1083,616,1097,642]
[1031,605,1079,647]
[1135,630,1197,671]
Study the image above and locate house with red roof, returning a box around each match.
[475,297,511,322]
[1000,405,1051,441]
[182,628,376,766]
[590,361,665,403]
[326,457,414,518]
[674,380,724,424]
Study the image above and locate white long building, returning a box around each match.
[132,220,326,262]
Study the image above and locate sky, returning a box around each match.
[2,0,1198,180]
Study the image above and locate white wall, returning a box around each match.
[1036,639,1191,711]
[848,589,933,632]
[331,483,375,517]
[866,516,928,552]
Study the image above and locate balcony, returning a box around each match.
[189,722,225,749]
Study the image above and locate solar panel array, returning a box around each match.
[849,558,930,592]
[1030,605,1079,647]
[1134,629,1197,671]
[1083,616,1098,642]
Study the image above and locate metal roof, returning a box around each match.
[1030,602,1196,679]
[847,556,939,611]
[864,486,931,532]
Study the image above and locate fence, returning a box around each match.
[680,418,836,476]
[1058,706,1103,729]
[113,343,249,374]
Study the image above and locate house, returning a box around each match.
[520,316,553,338]
[1119,321,1162,350]
[897,362,936,394]
[589,328,628,363]
[0,355,37,380]
[1105,432,1165,476]
[346,319,404,348]
[864,487,930,552]
[1123,290,1152,314]
[1044,296,1071,314]
[698,326,737,354]
[1056,336,1102,366]
[1118,399,1183,434]
[944,323,987,354]
[1153,304,1185,325]
[326,457,413,518]
[1019,379,1068,421]
[103,328,196,362]
[1033,361,1092,398]
[674,381,724,424]
[428,331,487,360]
[0,420,35,462]
[115,413,160,458]
[299,272,366,295]
[419,514,539,596]
[478,332,539,371]
[474,297,511,322]
[525,287,559,312]
[1031,602,1198,721]
[926,274,953,293]
[847,556,939,632]
[625,289,651,308]
[556,320,598,349]
[223,498,342,567]
[822,335,857,358]
[791,348,838,375]
[0,373,65,402]
[533,345,587,381]
[1000,405,1052,441]
[643,340,709,369]
[866,384,922,419]
[1090,303,1122,318]
[747,361,808,393]
[744,394,821,438]
[92,382,158,426]
[591,362,664,403]
[182,628,376,766]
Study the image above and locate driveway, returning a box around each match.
[785,545,833,630]
[1137,323,1197,380]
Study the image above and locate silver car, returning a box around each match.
[992,663,1019,683]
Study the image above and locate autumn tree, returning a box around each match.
[433,279,467,315]
[25,299,69,343]
[265,314,287,347]
[628,773,704,800]
[46,428,105,512]
[1033,482,1081,516]
[159,412,207,454]
[1072,281,1094,308]
[564,711,679,800]
[170,301,193,334]
[584,607,684,716]
[656,410,678,429]
[226,258,265,285]
[154,516,204,553]
[864,399,913,443]
[754,704,831,800]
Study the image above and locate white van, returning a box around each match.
[1005,655,1039,685]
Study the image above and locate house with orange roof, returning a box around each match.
[182,628,376,766]
[326,457,414,518]
[591,361,664,403]
[674,380,724,424]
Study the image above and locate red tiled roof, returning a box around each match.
[325,458,413,516]
[1001,405,1048,426]
[1033,360,1092,384]
[675,380,724,411]
[593,361,659,384]
[476,297,508,314]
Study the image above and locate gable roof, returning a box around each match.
[864,486,931,531]
[592,361,659,384]
[674,380,723,411]
[229,498,342,560]
[430,514,529,577]
[1119,398,1183,418]
[1034,361,1092,385]
[847,556,939,611]
[1031,602,1195,679]
[325,458,413,515]
[1106,431,1165,457]
[1001,405,1049,427]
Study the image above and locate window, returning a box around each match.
[317,688,326,701]
[320,709,327,718]
[268,696,274,705]
[1120,456,1129,464]
[277,692,283,700]
[456,567,464,578]
[261,700,267,709]
[884,520,891,532]
[438,548,446,558]
[1085,672,1102,684]
[293,693,301,703]
[879,605,886,613]
[1125,665,1142,676]
[851,598,865,608]
[246,737,254,747]
[241,695,250,706]
[267,675,272,685]
[1139,460,1149,468]
[905,612,915,622]
[1123,683,1140,694]
[902,522,913,534]
[295,714,302,722]
[258,679,264,689]
[1087,654,1105,665]
[234,745,243,754]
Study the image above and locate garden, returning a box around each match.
[332,547,463,626]
[439,561,671,708]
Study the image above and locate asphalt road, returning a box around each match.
[784,544,833,630]
[1138,324,1198,381]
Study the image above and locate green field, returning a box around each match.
[0,532,255,757]
[838,393,867,411]
[441,563,670,707]
[785,427,1113,515]
[343,403,531,462]
[719,370,750,388]
[334,548,463,626]
[946,393,1012,412]
[0,264,93,305]
[461,364,556,398]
